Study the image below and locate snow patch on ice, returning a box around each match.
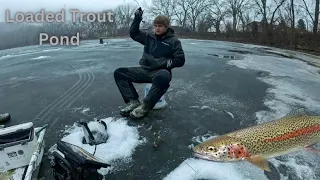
[163,158,250,180]
[81,107,90,114]
[73,107,91,115]
[165,134,267,180]
[254,77,320,122]
[31,56,50,60]
[270,155,318,180]
[81,108,90,114]
[0,55,11,59]
[0,51,42,59]
[59,117,146,174]
[5,76,41,82]
[43,48,61,52]
[191,134,217,144]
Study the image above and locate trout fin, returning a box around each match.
[304,145,320,153]
[246,156,271,172]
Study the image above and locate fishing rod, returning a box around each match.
[119,0,145,23]
[135,0,146,23]
[120,0,147,23]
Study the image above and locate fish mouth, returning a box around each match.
[193,152,218,161]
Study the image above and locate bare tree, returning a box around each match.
[207,0,228,35]
[197,13,216,32]
[149,0,176,21]
[225,0,248,35]
[290,0,295,46]
[254,0,267,26]
[315,0,320,35]
[253,0,286,31]
[301,0,319,35]
[115,3,138,29]
[237,2,253,31]
[186,0,210,31]
[173,0,190,28]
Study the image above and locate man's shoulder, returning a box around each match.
[169,35,179,41]
[166,36,181,44]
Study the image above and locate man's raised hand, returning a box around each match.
[134,7,143,21]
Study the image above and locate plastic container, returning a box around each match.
[0,122,36,171]
[144,83,167,109]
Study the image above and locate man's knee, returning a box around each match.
[114,67,128,80]
[154,70,171,89]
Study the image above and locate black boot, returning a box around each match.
[120,100,141,116]
[0,113,11,123]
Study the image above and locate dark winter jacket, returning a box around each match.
[129,17,185,71]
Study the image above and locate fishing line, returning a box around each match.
[119,0,146,23]
[134,0,141,7]
[184,160,198,174]
[133,0,146,23]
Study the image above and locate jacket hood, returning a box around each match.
[167,27,175,36]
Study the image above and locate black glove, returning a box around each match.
[153,57,173,69]
[134,7,143,21]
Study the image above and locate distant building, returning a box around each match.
[170,26,191,34]
[246,21,263,32]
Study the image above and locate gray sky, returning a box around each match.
[0,0,315,24]
[0,0,149,22]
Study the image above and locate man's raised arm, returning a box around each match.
[130,8,147,45]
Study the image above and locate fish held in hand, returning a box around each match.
[192,111,320,172]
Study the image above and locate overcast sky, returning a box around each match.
[0,0,149,22]
[0,0,315,24]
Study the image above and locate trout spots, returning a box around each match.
[264,124,320,143]
[227,143,249,159]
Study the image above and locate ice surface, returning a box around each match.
[226,53,320,179]
[228,54,320,123]
[60,117,146,175]
[0,76,44,86]
[166,50,320,180]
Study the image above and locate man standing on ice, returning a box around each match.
[113,7,185,119]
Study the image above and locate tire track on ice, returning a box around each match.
[48,68,95,128]
[65,70,95,108]
[32,63,86,124]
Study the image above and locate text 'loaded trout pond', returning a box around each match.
[192,110,320,172]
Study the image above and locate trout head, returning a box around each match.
[192,135,250,162]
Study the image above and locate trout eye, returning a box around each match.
[207,146,217,152]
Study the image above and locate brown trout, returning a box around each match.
[192,112,320,171]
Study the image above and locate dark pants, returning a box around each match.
[114,67,171,109]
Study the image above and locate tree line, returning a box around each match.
[0,0,319,53]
